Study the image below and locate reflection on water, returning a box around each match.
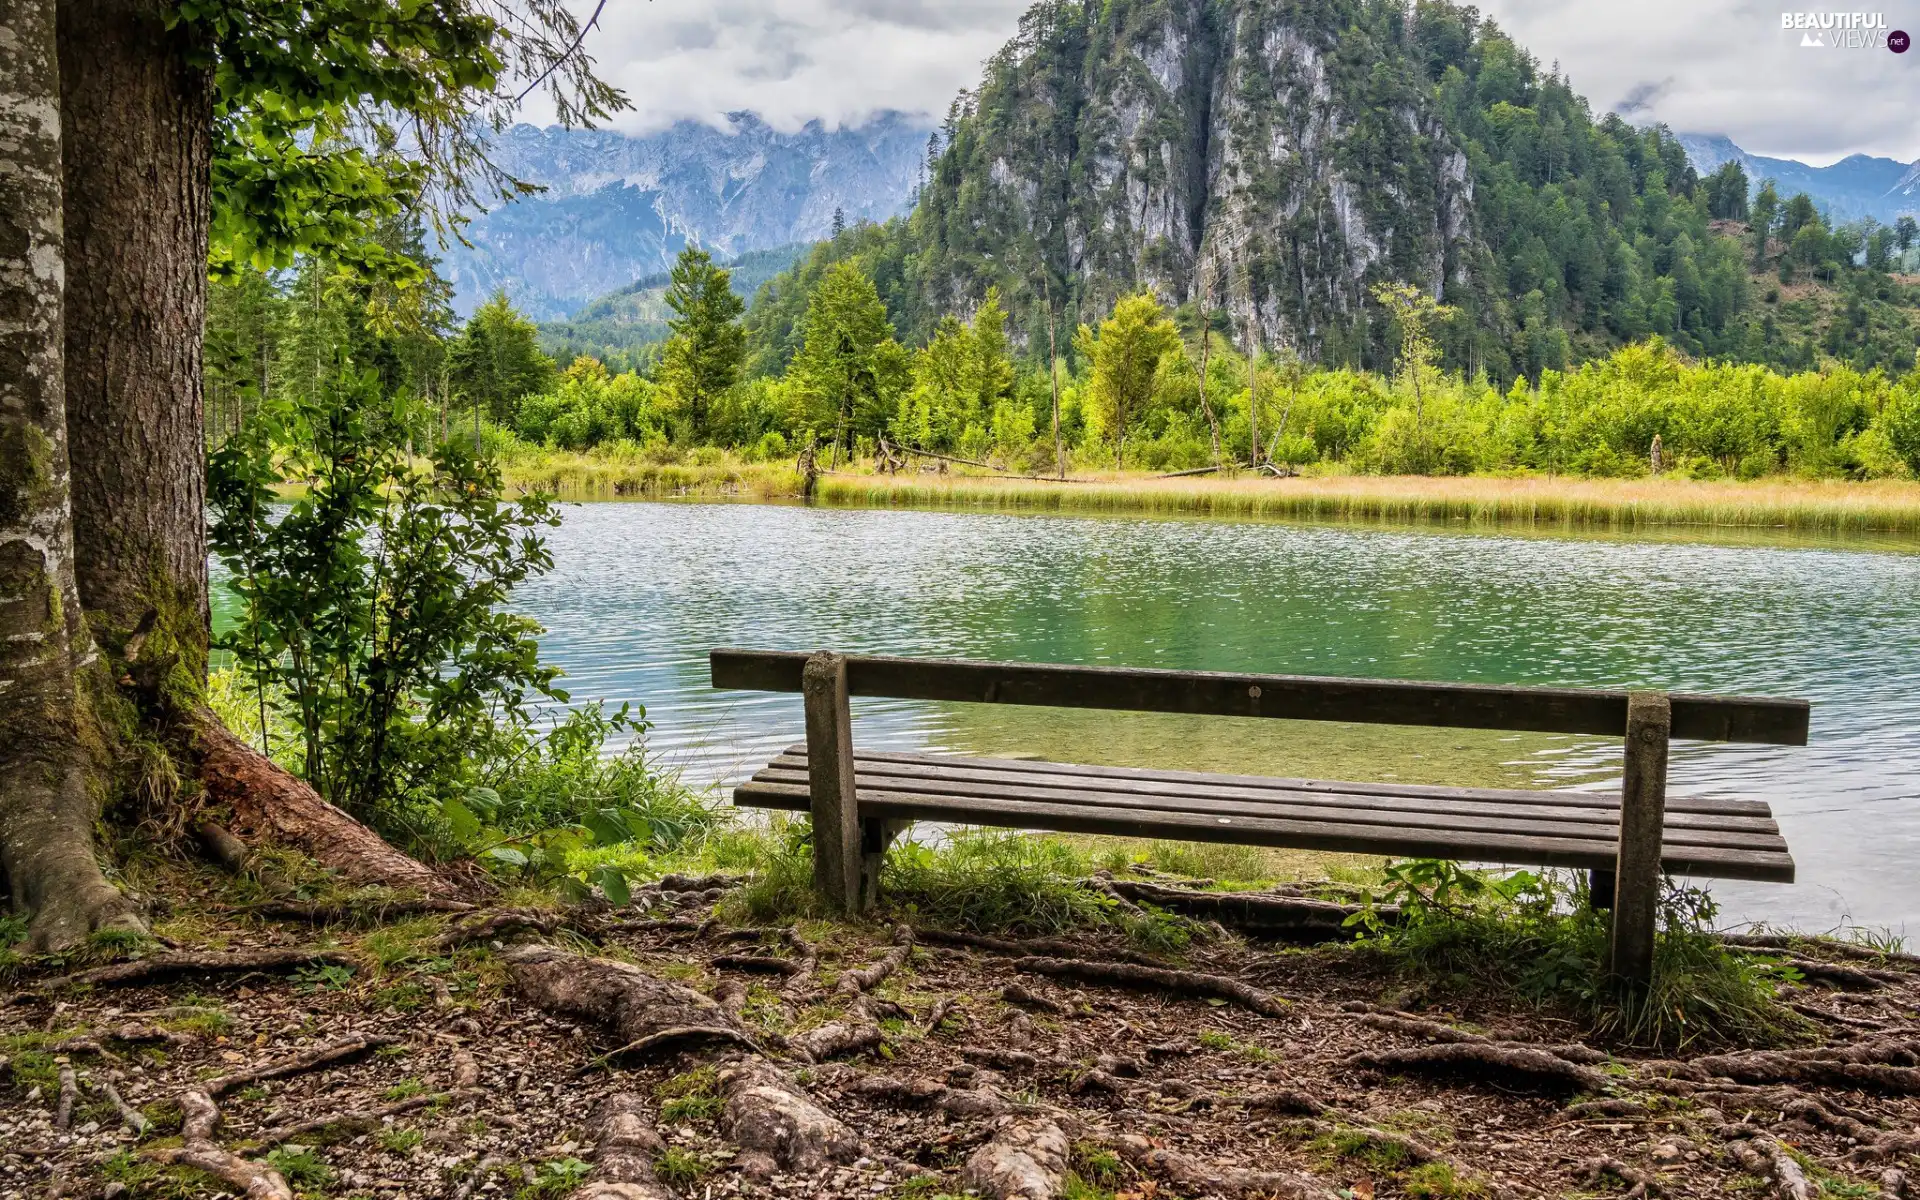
[219,501,1920,934]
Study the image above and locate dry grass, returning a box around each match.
[494,449,1920,538]
[817,469,1920,536]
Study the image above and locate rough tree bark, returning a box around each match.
[58,0,213,669]
[0,0,147,950]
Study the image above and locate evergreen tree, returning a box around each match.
[1898,216,1918,255]
[450,293,557,426]
[1750,181,1781,269]
[791,262,906,457]
[657,247,746,441]
[1704,161,1750,220]
[1074,292,1178,464]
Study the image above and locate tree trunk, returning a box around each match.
[58,0,213,671]
[48,1,450,901]
[0,0,145,949]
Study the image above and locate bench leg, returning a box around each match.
[1608,691,1671,994]
[802,651,862,914]
[860,818,906,912]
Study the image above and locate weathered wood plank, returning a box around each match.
[756,754,1782,833]
[784,745,1775,817]
[1610,693,1673,990]
[745,765,1787,852]
[781,748,1770,815]
[711,649,1810,744]
[732,782,1797,883]
[801,652,863,913]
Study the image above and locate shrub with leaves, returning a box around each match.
[209,368,564,831]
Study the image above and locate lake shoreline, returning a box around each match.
[496,454,1920,538]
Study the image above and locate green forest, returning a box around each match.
[209,218,1920,480]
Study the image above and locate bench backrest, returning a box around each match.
[709,648,1809,745]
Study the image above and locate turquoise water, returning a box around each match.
[220,502,1920,934]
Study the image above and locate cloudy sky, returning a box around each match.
[552,0,1920,164]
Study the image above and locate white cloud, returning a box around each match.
[535,0,1920,161]
[1480,0,1920,163]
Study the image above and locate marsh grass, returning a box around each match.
[819,470,1920,536]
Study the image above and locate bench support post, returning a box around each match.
[1608,691,1671,993]
[802,651,864,913]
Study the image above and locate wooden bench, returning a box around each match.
[710,648,1808,987]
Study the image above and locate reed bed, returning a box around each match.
[496,449,1920,538]
[817,471,1920,535]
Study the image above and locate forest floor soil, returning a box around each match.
[5,869,1919,1200]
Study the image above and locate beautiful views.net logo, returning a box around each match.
[1780,11,1910,50]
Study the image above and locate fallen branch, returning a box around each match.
[1015,955,1289,1017]
[54,1066,76,1131]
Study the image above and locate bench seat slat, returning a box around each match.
[757,754,1781,835]
[775,745,1774,817]
[733,781,1796,883]
[746,763,1786,851]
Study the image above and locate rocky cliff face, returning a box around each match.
[444,113,931,319]
[911,0,1483,356]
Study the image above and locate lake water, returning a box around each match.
[226,501,1920,935]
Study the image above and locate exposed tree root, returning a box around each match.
[1680,1040,1920,1094]
[914,927,1167,966]
[435,908,570,950]
[961,1117,1070,1200]
[147,1090,293,1200]
[1722,933,1920,970]
[260,1094,445,1145]
[1725,1132,1813,1200]
[1100,878,1386,941]
[205,1034,395,1097]
[837,925,914,996]
[846,1073,1010,1117]
[922,995,959,1033]
[92,1076,149,1134]
[1885,1168,1912,1198]
[716,1055,864,1178]
[1014,955,1290,1016]
[712,953,806,976]
[569,1094,673,1200]
[1578,1155,1661,1197]
[233,896,473,924]
[1778,957,1902,991]
[1347,1042,1612,1094]
[790,1020,883,1062]
[192,710,454,898]
[54,1065,76,1130]
[507,945,759,1059]
[1112,1132,1340,1200]
[1001,983,1068,1014]
[38,947,350,991]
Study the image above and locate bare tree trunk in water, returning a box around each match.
[0,0,147,949]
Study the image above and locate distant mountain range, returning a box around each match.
[438,109,1916,328]
[1677,134,1920,223]
[441,112,932,319]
